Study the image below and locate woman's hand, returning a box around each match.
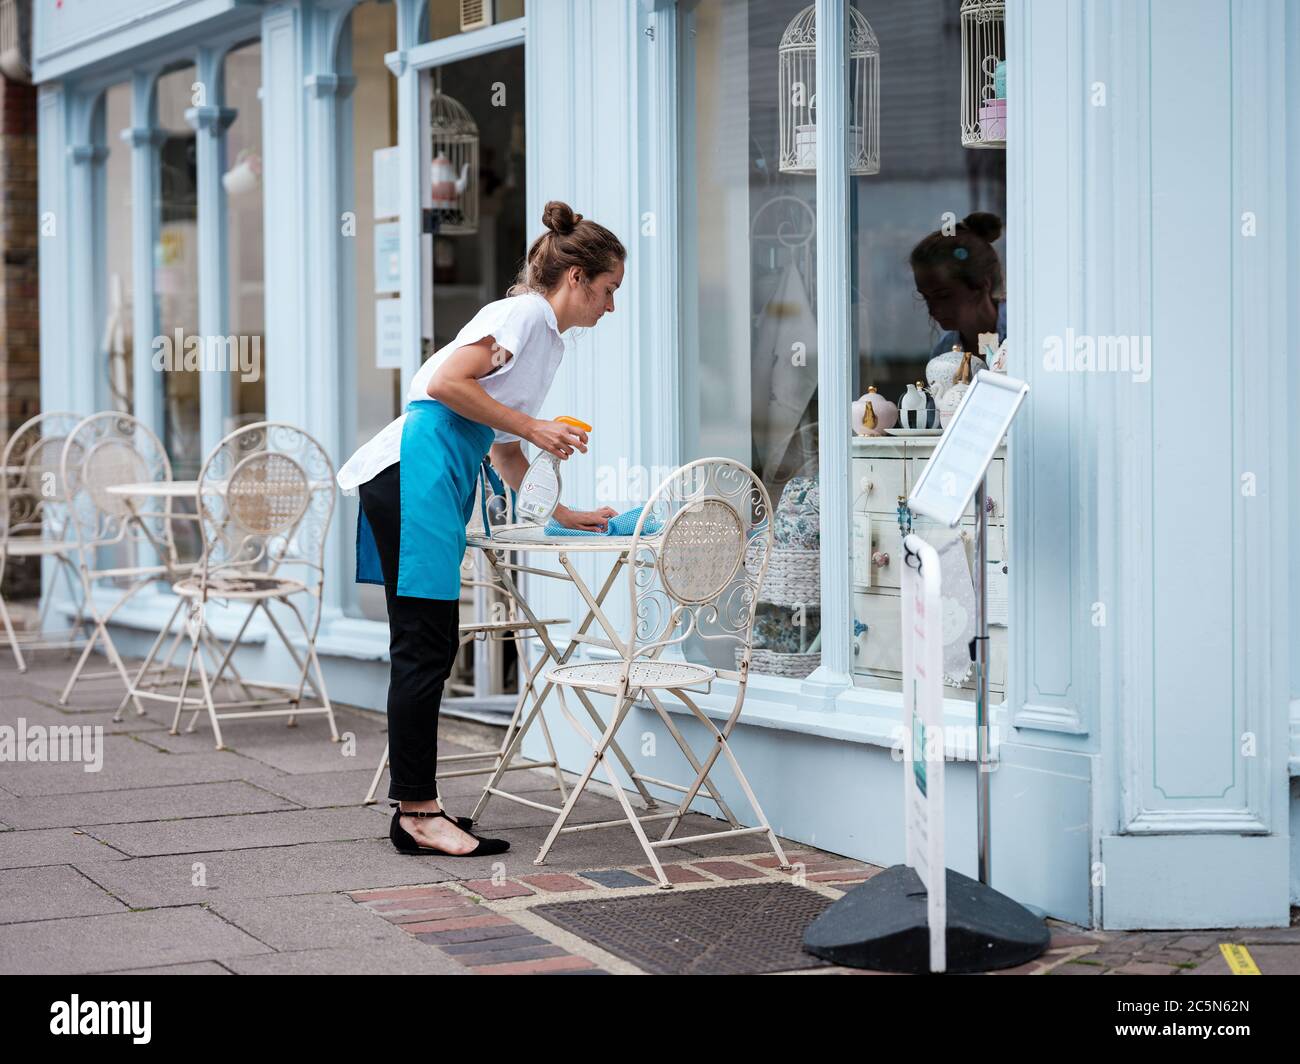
[526,418,587,460]
[553,504,618,532]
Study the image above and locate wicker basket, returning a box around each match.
[762,546,820,608]
[739,647,821,679]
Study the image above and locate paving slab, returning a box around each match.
[0,864,128,923]
[244,768,397,810]
[0,735,283,796]
[210,729,390,776]
[206,891,439,952]
[72,839,457,907]
[0,826,129,868]
[114,961,233,975]
[223,941,464,975]
[84,806,387,857]
[0,780,298,829]
[0,906,270,974]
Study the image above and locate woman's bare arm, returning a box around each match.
[427,339,584,459]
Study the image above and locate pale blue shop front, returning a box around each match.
[32,0,1300,929]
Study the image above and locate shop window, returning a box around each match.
[154,64,201,481]
[223,41,266,432]
[845,0,1006,701]
[98,82,133,414]
[677,0,822,677]
[424,0,525,43]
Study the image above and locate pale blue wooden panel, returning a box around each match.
[1148,0,1235,800]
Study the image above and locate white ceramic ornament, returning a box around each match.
[852,386,898,436]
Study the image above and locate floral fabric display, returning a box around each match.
[751,602,821,653]
[773,475,820,550]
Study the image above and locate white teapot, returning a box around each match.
[430,153,470,210]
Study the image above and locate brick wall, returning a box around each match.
[1,73,40,599]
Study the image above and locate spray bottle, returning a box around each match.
[516,416,592,525]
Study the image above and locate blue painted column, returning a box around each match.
[805,0,853,698]
[187,47,236,460]
[389,0,425,386]
[261,2,307,430]
[65,93,103,418]
[123,72,165,438]
[303,2,357,621]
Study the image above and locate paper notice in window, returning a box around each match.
[986,561,1009,626]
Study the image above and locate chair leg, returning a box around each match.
[58,617,105,705]
[0,589,26,672]
[364,741,389,805]
[642,690,743,832]
[283,596,337,741]
[661,689,790,870]
[594,732,674,889]
[115,596,184,723]
[535,687,635,865]
[190,634,227,750]
[170,631,202,736]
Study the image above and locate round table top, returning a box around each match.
[466,522,647,553]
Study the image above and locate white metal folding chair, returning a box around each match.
[536,457,791,888]
[0,412,92,669]
[160,421,339,748]
[58,412,196,706]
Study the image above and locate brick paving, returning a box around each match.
[1,646,1297,975]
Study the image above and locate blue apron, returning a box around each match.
[355,400,495,600]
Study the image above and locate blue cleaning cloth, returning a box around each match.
[543,505,661,538]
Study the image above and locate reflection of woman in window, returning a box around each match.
[909,211,1006,360]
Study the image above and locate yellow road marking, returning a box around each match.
[1219,943,1260,975]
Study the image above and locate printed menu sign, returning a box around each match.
[908,371,1028,527]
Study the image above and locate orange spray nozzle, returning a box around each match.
[555,416,592,432]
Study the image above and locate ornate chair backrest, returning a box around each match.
[196,422,335,590]
[60,413,176,563]
[627,458,773,677]
[1,412,84,545]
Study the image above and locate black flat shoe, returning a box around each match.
[389,804,509,858]
[390,801,474,832]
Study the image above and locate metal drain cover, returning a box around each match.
[531,882,834,975]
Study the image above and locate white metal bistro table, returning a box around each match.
[464,522,669,832]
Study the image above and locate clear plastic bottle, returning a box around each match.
[516,416,591,524]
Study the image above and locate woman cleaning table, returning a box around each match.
[336,200,623,857]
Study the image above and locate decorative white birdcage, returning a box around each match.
[961,0,1006,149]
[427,68,479,234]
[778,4,879,176]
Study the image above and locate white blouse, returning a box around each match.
[336,291,566,491]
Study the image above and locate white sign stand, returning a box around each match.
[908,370,1028,887]
[803,370,1046,974]
[901,532,947,973]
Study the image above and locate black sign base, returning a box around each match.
[802,864,1051,973]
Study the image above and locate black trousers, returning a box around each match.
[358,462,460,801]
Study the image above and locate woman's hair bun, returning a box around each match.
[959,211,1003,244]
[542,200,582,236]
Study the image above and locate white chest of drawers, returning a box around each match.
[849,435,1009,699]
